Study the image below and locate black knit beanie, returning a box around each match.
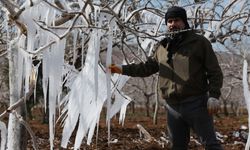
[165,6,190,29]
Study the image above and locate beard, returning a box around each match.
[167,27,185,40]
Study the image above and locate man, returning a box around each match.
[109,6,223,150]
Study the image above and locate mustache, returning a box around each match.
[168,27,183,31]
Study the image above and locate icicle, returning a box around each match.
[94,6,99,26]
[118,94,131,126]
[0,121,7,150]
[61,31,104,149]
[72,30,78,65]
[111,65,131,126]
[7,29,23,150]
[72,65,109,148]
[42,45,49,112]
[81,32,85,68]
[73,116,87,149]
[4,8,11,58]
[48,40,66,150]
[109,75,131,121]
[41,36,66,150]
[105,26,113,145]
[87,113,100,145]
[23,53,33,94]
[60,75,82,148]
[26,20,35,53]
[32,62,41,103]
[109,91,129,120]
[242,59,250,150]
[17,35,26,99]
[94,30,101,102]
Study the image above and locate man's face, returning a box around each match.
[167,17,185,31]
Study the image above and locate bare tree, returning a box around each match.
[219,53,243,116]
[0,0,249,149]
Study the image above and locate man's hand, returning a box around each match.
[108,64,122,74]
[207,97,220,115]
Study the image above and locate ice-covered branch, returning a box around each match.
[0,50,7,57]
[221,0,238,17]
[124,7,164,23]
[0,83,35,119]
[122,42,145,62]
[58,14,81,39]
[0,81,37,149]
[0,2,26,35]
[0,0,19,17]
[43,0,67,13]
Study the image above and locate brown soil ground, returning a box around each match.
[22,107,249,149]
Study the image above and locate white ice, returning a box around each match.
[60,29,104,149]
[0,121,7,150]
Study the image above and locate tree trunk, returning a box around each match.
[153,77,159,125]
[20,104,28,149]
[130,101,135,114]
[153,97,159,125]
[222,100,229,116]
[145,97,150,117]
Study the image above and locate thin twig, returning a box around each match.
[59,14,81,39]
[43,0,67,13]
[13,111,38,150]
[23,41,56,55]
[0,51,7,57]
[137,124,153,142]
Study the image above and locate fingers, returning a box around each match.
[108,64,116,68]
[207,97,220,115]
[108,64,122,74]
[207,104,220,115]
[208,108,216,115]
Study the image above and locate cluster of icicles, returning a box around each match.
[0,0,163,150]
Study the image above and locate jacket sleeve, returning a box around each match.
[203,38,223,99]
[122,57,159,77]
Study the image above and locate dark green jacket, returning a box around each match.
[122,31,223,104]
